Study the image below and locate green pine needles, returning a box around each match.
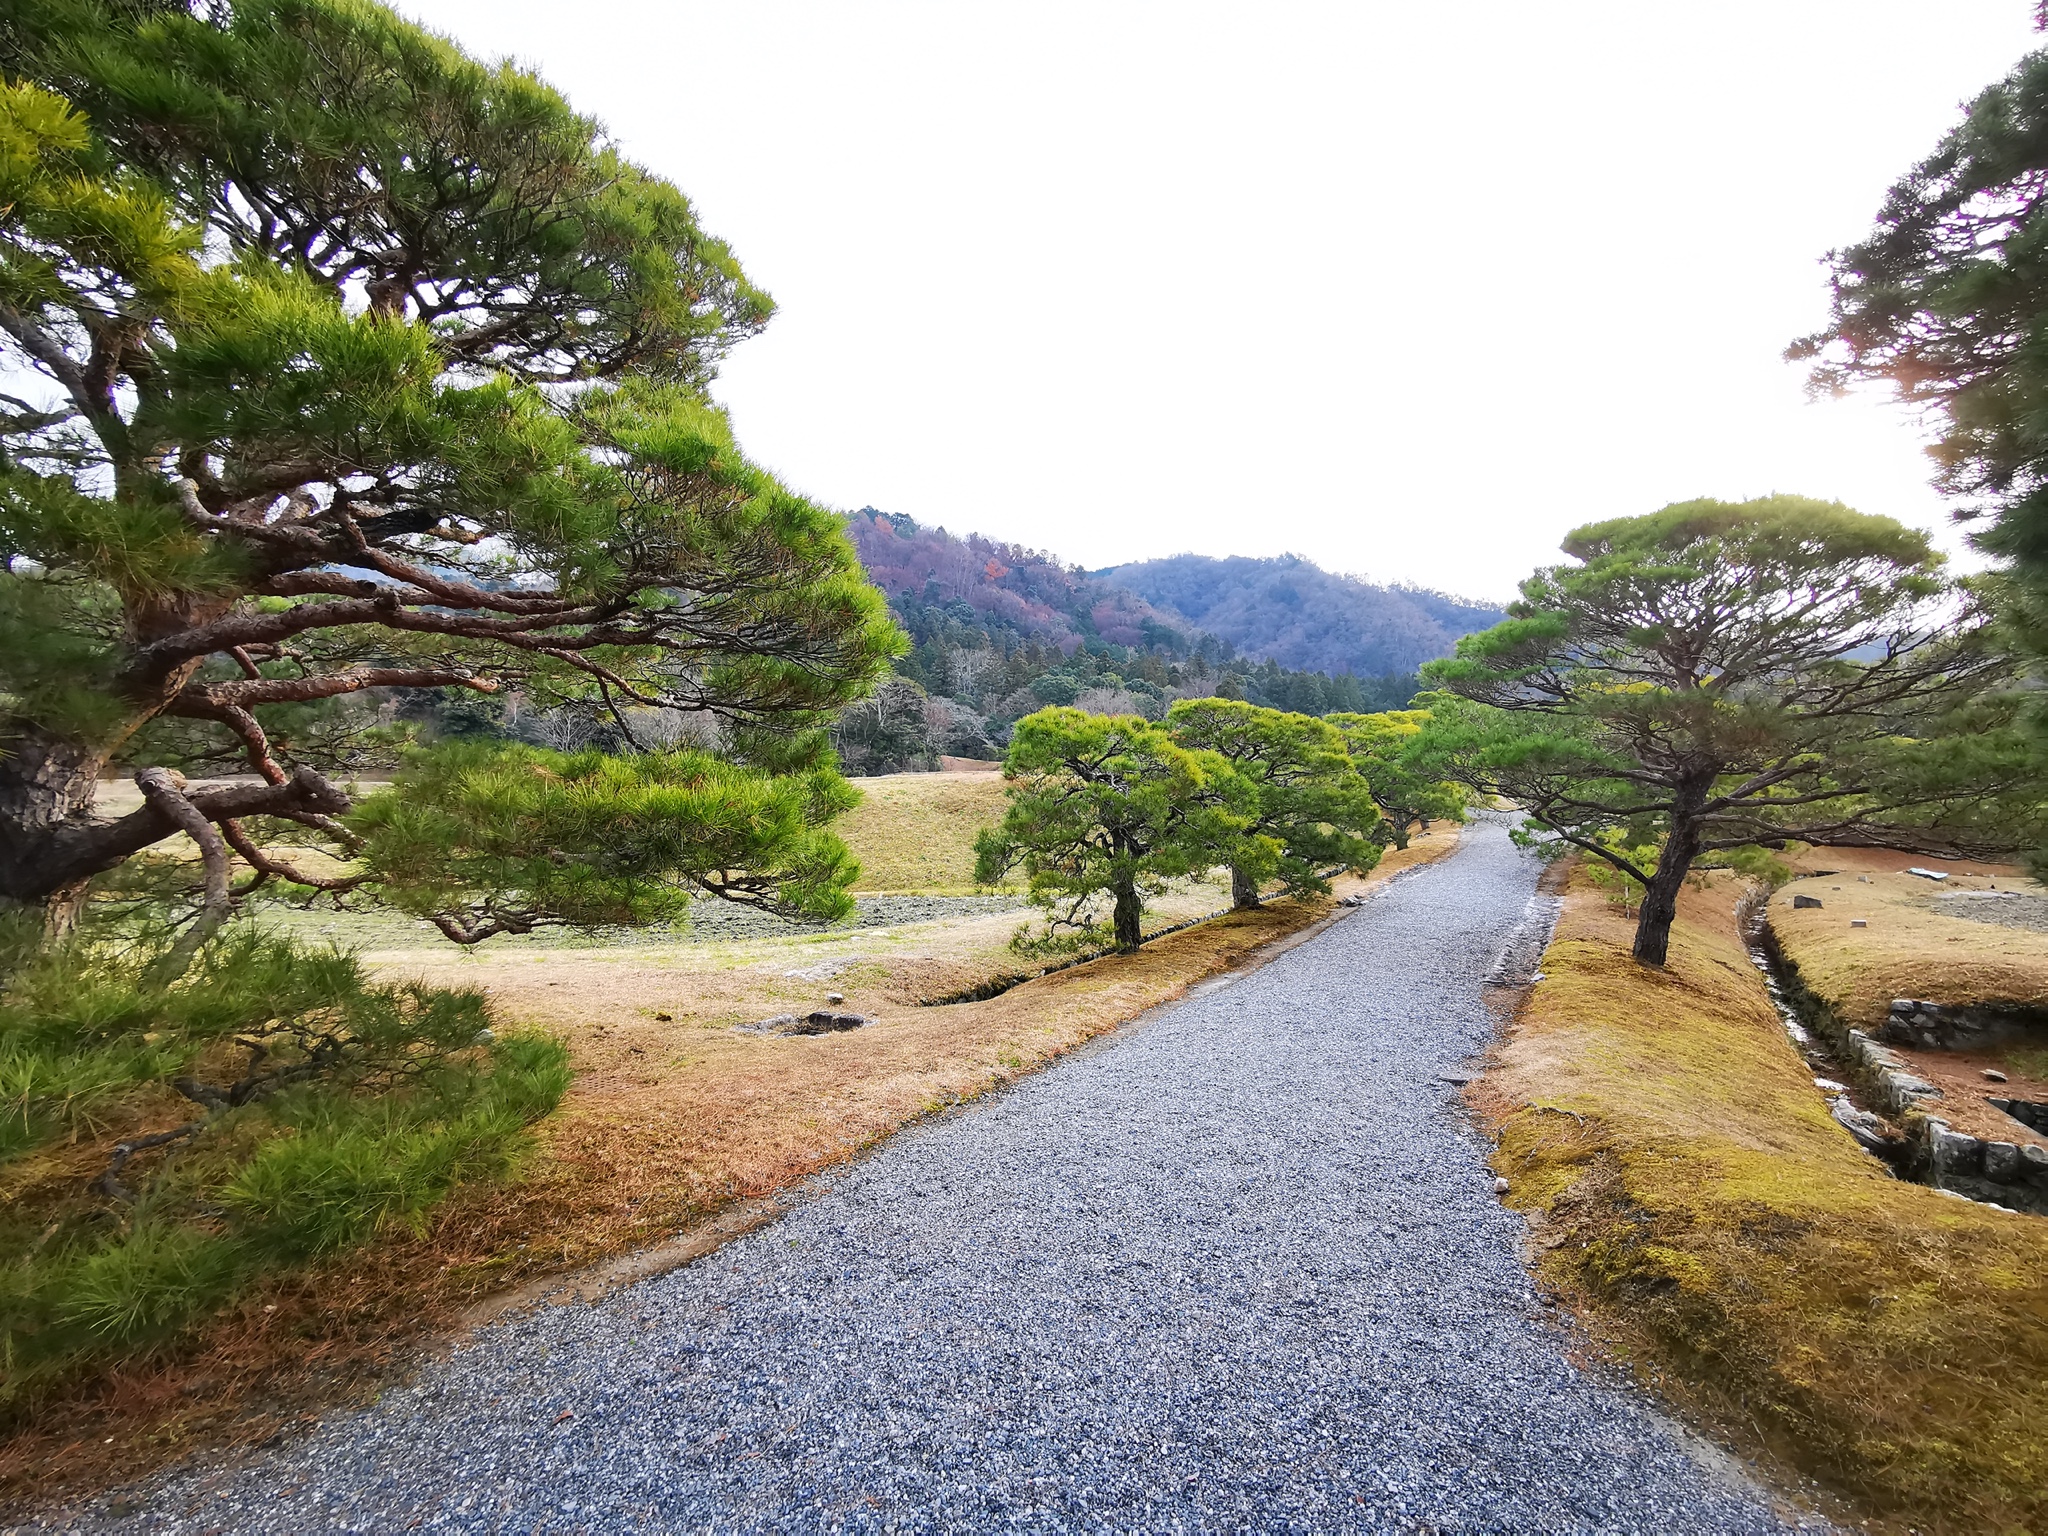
[976,709,1262,953]
[1419,495,2041,965]
[0,916,569,1411]
[0,0,901,939]
[352,740,863,943]
[0,0,903,1407]
[975,702,1462,951]
[1163,699,1387,909]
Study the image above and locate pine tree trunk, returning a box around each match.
[0,726,113,913]
[1631,798,1707,967]
[1230,863,1262,910]
[1112,875,1143,952]
[1,575,231,927]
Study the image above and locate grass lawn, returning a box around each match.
[837,771,1011,892]
[1771,846,2048,1028]
[2,780,1460,1504]
[1483,864,2048,1534]
[1770,847,2048,1155]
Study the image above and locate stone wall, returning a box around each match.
[1879,996,2048,1052]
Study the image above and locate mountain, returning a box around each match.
[1101,554,1503,678]
[830,512,1421,772]
[845,509,1191,655]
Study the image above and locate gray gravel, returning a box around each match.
[45,817,1821,1534]
[1918,888,2048,935]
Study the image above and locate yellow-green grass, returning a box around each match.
[837,771,1011,892]
[1485,867,2048,1534]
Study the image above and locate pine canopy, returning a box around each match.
[0,0,901,933]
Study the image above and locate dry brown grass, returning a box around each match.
[2,825,1460,1505]
[1483,866,2048,1534]
[1769,848,2048,1151]
[1772,848,2048,1028]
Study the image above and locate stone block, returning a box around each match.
[1983,1141,2022,1182]
[1888,1073,1941,1102]
[1930,1124,1983,1175]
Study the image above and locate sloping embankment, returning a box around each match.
[1480,867,2048,1534]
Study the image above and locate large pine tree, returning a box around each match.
[0,0,900,937]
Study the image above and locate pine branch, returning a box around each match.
[183,667,498,709]
[0,302,90,406]
[96,1123,203,1203]
[3,768,354,905]
[220,818,366,895]
[136,767,234,980]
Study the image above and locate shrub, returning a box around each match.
[0,923,569,1413]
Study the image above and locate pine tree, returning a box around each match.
[0,0,900,938]
[1165,699,1382,907]
[1422,497,2037,965]
[974,709,1258,951]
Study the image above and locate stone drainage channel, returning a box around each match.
[1741,895,2048,1218]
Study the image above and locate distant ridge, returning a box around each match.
[845,510,1188,655]
[830,512,1431,770]
[1101,553,1502,678]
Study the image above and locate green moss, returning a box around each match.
[1494,869,2048,1534]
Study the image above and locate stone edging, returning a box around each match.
[1836,1025,2048,1197]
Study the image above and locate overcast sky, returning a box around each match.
[400,1,2039,602]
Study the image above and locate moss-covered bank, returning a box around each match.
[1483,866,2048,1534]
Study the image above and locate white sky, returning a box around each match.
[399,0,2041,603]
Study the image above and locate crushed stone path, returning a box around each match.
[50,818,1821,1534]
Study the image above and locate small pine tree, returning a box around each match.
[1165,699,1383,907]
[975,709,1259,951]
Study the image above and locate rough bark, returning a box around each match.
[1230,863,1262,910]
[0,750,350,909]
[0,727,114,883]
[1112,875,1143,953]
[0,555,239,924]
[1630,778,1710,967]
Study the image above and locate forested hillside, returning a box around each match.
[1104,554,1501,677]
[846,510,1188,655]
[834,512,1417,772]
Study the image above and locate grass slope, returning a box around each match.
[1771,847,2048,1028]
[1484,867,2048,1534]
[837,772,1011,892]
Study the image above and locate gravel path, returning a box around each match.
[50,818,1819,1534]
